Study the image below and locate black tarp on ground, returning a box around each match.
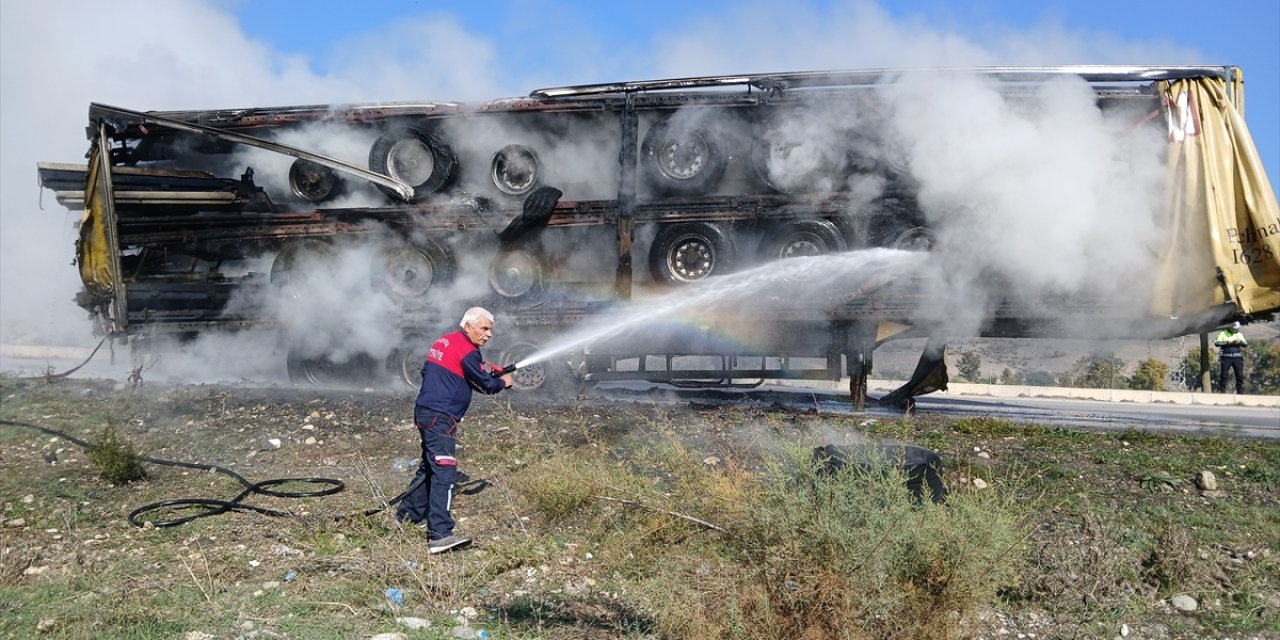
[813,443,947,504]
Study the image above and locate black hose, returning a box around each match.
[10,336,109,381]
[0,417,445,528]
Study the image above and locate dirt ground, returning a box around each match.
[1,376,1277,639]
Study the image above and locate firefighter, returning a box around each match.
[1214,321,1248,394]
[396,307,514,554]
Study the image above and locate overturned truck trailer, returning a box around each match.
[38,65,1280,406]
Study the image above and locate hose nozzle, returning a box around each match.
[491,363,518,378]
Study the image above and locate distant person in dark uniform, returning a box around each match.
[1214,321,1248,394]
[396,307,514,554]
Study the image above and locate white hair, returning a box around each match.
[460,306,494,328]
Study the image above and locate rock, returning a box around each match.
[36,618,56,633]
[972,478,989,489]
[396,617,431,630]
[702,456,721,466]
[184,632,215,640]
[451,626,477,639]
[23,565,48,576]
[259,438,282,451]
[304,436,317,445]
[460,606,479,620]
[21,494,35,503]
[977,451,991,459]
[369,634,407,640]
[1170,594,1198,612]
[1120,623,1130,636]
[5,518,26,528]
[1195,470,1217,491]
[1201,490,1228,499]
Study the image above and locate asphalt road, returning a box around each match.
[594,381,1280,441]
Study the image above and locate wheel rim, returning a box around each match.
[489,250,540,297]
[501,344,547,391]
[289,159,340,202]
[668,234,715,282]
[297,354,376,386]
[271,242,336,300]
[387,138,435,186]
[490,145,539,195]
[778,231,826,258]
[395,347,426,388]
[380,247,435,298]
[657,133,708,181]
[891,227,936,252]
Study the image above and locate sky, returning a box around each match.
[1,0,1277,357]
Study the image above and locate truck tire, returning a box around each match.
[649,222,736,284]
[372,238,456,307]
[287,350,379,386]
[886,226,936,252]
[760,219,848,260]
[497,341,574,394]
[490,144,541,196]
[387,335,431,389]
[288,158,344,203]
[751,114,844,194]
[488,248,545,300]
[641,118,727,196]
[368,126,457,202]
[270,240,337,301]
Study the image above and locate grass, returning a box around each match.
[1,376,1278,639]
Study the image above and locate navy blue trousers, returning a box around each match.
[395,410,458,540]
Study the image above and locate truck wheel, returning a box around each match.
[288,158,344,203]
[641,118,727,195]
[488,248,544,300]
[888,226,936,252]
[373,239,456,306]
[387,336,431,389]
[760,219,847,260]
[287,350,379,386]
[270,240,337,300]
[368,126,457,202]
[649,222,736,284]
[490,144,541,196]
[496,341,574,393]
[751,114,843,194]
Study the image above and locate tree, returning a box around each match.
[956,350,981,382]
[1129,358,1169,391]
[1024,370,1055,386]
[1062,352,1128,389]
[1246,338,1280,395]
[999,367,1022,385]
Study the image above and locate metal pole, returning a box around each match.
[1199,332,1212,391]
[615,93,638,301]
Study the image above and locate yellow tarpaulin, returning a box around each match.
[1152,69,1280,318]
[77,141,115,299]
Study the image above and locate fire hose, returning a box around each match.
[0,417,486,528]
